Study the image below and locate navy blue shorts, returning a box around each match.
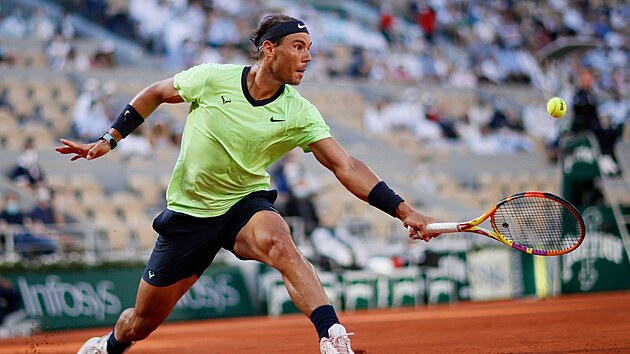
[142,190,278,286]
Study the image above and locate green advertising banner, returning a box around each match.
[561,206,630,292]
[559,133,630,292]
[168,264,255,321]
[3,264,254,331]
[559,132,600,204]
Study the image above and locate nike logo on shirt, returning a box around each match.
[270,117,286,122]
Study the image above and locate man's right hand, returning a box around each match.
[55,138,111,161]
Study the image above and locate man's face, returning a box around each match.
[580,70,592,89]
[269,33,312,85]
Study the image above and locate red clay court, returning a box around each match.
[0,290,628,353]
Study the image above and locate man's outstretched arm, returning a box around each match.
[56,78,183,161]
[309,137,437,241]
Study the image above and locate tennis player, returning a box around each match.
[57,14,438,354]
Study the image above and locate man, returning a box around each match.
[570,67,601,135]
[0,276,21,327]
[57,14,438,354]
[9,138,46,189]
[567,67,606,205]
[0,192,57,259]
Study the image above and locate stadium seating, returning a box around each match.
[0,0,625,267]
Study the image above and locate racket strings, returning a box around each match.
[492,196,582,252]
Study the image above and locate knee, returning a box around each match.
[265,232,302,266]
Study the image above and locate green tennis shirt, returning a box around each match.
[167,63,332,217]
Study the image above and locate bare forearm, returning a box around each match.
[108,78,182,141]
[310,138,409,220]
[333,157,381,202]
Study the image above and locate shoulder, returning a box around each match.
[174,63,245,94]
[283,86,316,110]
[177,63,245,78]
[206,63,245,73]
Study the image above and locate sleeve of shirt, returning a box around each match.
[296,103,332,152]
[173,63,216,103]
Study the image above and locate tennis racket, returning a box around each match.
[420,192,585,256]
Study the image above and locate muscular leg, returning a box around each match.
[234,210,329,316]
[114,275,198,342]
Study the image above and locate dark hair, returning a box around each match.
[250,14,300,61]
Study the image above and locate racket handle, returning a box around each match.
[427,222,460,233]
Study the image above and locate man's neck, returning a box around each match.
[247,64,284,101]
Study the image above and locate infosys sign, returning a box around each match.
[5,265,254,331]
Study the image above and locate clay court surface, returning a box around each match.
[1,290,629,353]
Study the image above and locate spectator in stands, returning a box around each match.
[0,41,16,66]
[58,11,76,40]
[206,10,242,48]
[599,89,629,136]
[148,122,177,150]
[60,46,91,72]
[0,276,21,328]
[9,138,46,190]
[28,186,77,252]
[347,46,370,78]
[72,78,112,141]
[73,77,100,138]
[163,8,199,68]
[0,9,29,38]
[165,37,199,71]
[489,103,523,132]
[130,0,170,54]
[29,8,56,42]
[46,33,72,71]
[416,4,436,44]
[378,5,396,46]
[117,125,153,162]
[0,87,15,113]
[0,193,26,226]
[0,192,57,259]
[84,97,112,141]
[29,187,63,226]
[362,98,391,134]
[90,41,116,69]
[448,63,478,89]
[423,97,459,140]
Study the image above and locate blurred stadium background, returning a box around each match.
[0,0,628,338]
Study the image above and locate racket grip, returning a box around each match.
[426,222,460,233]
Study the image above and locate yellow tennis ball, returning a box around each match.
[547,97,567,119]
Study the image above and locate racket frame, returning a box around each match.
[427,192,585,256]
